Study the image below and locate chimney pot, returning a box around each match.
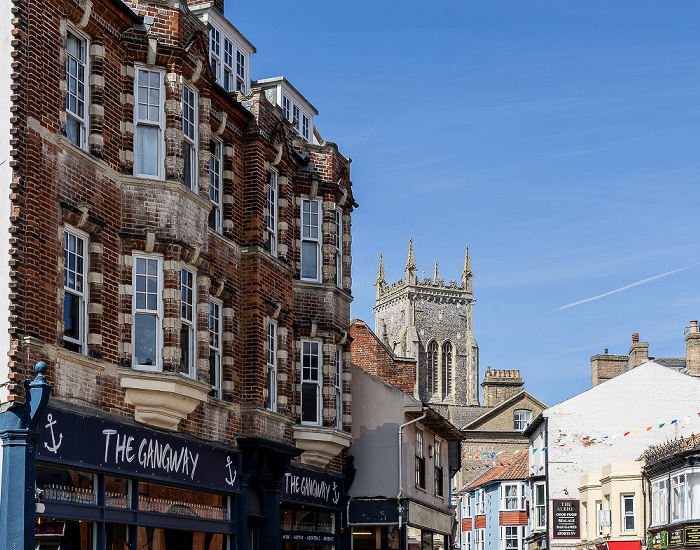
[604,348,608,354]
[692,320,698,333]
[632,333,639,343]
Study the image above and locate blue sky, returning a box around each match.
[231,2,700,406]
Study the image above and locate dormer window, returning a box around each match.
[210,27,220,78]
[282,95,291,120]
[255,78,317,143]
[208,22,250,94]
[292,105,300,132]
[236,50,246,92]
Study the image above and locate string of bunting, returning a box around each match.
[460,412,700,467]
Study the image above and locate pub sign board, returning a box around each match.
[552,499,580,539]
[282,463,343,508]
[37,406,240,492]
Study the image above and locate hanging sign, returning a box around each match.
[552,499,580,539]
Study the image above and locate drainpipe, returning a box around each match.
[398,408,427,532]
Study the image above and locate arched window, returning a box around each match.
[442,342,453,397]
[427,341,438,395]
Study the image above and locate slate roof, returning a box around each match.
[650,357,687,370]
[444,405,492,428]
[464,452,529,491]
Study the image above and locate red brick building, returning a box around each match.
[1,0,356,547]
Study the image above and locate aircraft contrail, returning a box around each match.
[559,264,698,310]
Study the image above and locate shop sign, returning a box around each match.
[282,533,337,544]
[282,463,342,508]
[670,530,683,546]
[37,406,239,492]
[686,526,700,546]
[35,521,65,536]
[552,499,580,539]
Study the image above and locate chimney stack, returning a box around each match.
[629,333,649,369]
[686,321,700,377]
[481,368,524,407]
[591,349,628,387]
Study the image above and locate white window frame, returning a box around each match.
[501,526,523,550]
[475,489,485,515]
[534,482,546,529]
[65,27,89,150]
[301,339,322,425]
[282,95,291,121]
[652,478,668,526]
[265,319,277,412]
[621,493,635,532]
[180,268,196,377]
[266,169,278,256]
[182,85,198,191]
[292,104,300,132]
[63,226,88,354]
[514,409,532,431]
[463,530,471,550]
[464,494,472,518]
[596,501,603,536]
[334,208,342,287]
[223,37,234,92]
[132,253,163,371]
[302,114,310,141]
[235,47,247,93]
[501,482,526,511]
[671,473,687,522]
[300,198,322,282]
[134,66,165,179]
[209,299,222,399]
[335,349,342,429]
[474,528,485,550]
[209,138,222,232]
[209,26,221,81]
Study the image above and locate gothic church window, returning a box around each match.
[427,341,438,396]
[441,342,453,397]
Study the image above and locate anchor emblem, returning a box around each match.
[332,481,340,505]
[225,456,237,486]
[44,414,63,454]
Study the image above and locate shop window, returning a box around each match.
[63,227,88,354]
[65,28,88,149]
[301,199,321,281]
[351,525,398,550]
[209,139,222,232]
[265,319,277,411]
[138,481,229,520]
[133,254,162,370]
[180,268,196,377]
[415,427,425,489]
[134,67,164,178]
[301,340,321,424]
[209,299,222,398]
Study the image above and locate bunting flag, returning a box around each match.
[460,408,700,458]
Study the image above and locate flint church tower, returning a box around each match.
[374,240,480,405]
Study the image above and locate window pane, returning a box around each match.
[301,241,318,279]
[136,125,159,176]
[301,383,318,423]
[134,314,157,366]
[64,292,80,341]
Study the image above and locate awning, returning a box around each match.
[597,541,642,550]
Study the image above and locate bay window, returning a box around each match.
[335,349,342,429]
[475,489,485,515]
[671,473,687,521]
[334,208,342,287]
[501,482,525,511]
[301,199,321,281]
[652,479,668,525]
[501,526,523,550]
[133,254,162,370]
[134,67,164,178]
[301,340,321,424]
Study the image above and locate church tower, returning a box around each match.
[374,241,480,405]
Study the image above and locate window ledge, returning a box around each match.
[119,369,210,431]
[293,425,351,468]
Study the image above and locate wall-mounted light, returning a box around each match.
[428,445,434,458]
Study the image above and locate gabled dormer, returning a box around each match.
[254,77,318,143]
[189,4,256,94]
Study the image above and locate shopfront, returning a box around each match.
[280,463,344,550]
[34,403,240,550]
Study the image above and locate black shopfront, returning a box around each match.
[280,463,345,550]
[34,402,241,550]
